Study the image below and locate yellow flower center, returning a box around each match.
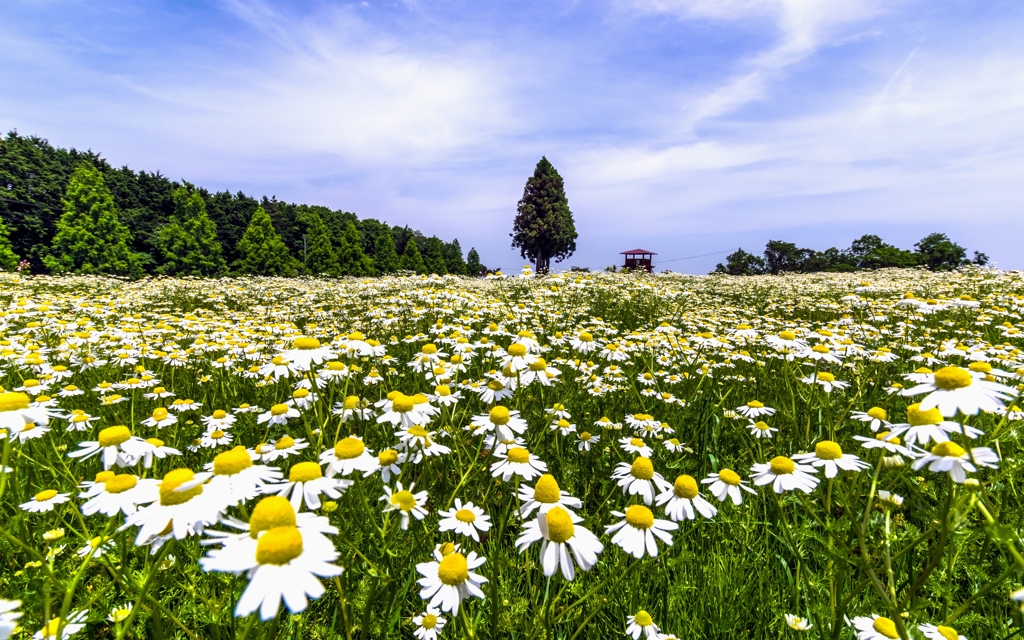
[152,407,169,422]
[816,372,835,383]
[968,362,992,374]
[95,470,116,482]
[391,490,417,511]
[271,356,286,366]
[347,331,364,341]
[435,385,451,396]
[815,441,843,460]
[105,474,138,494]
[907,403,943,426]
[292,388,309,399]
[326,361,346,371]
[275,436,295,450]
[508,343,527,357]
[487,380,504,391]
[270,403,290,416]
[630,437,645,447]
[146,437,165,447]
[529,358,547,371]
[209,430,225,439]
[98,425,132,447]
[35,489,58,502]
[872,617,900,639]
[422,344,438,355]
[545,506,575,543]
[624,505,655,529]
[212,410,227,419]
[437,552,469,585]
[506,447,531,464]
[0,391,30,413]
[579,431,592,441]
[747,400,764,408]
[867,407,887,421]
[334,437,366,460]
[289,461,323,482]
[936,626,960,640]
[779,331,796,341]
[379,449,399,465]
[534,474,561,503]
[489,406,511,425]
[578,331,593,342]
[421,613,438,629]
[159,468,203,505]
[812,345,830,354]
[933,366,973,390]
[292,337,321,350]
[249,496,298,538]
[255,526,304,565]
[769,456,796,475]
[753,421,771,432]
[408,425,430,438]
[455,509,477,523]
[392,394,415,413]
[634,610,654,627]
[718,468,742,486]
[931,441,966,458]
[630,457,654,480]
[673,475,699,499]
[213,447,253,476]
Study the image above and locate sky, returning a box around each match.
[3,0,1024,273]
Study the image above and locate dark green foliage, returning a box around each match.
[234,206,298,276]
[915,232,968,271]
[337,221,374,276]
[44,163,142,276]
[303,209,340,276]
[423,236,448,275]
[714,248,766,275]
[400,234,427,274]
[442,239,467,275]
[206,191,259,266]
[972,251,989,266]
[373,227,401,274]
[466,248,483,276]
[155,185,226,276]
[511,157,577,272]
[0,211,18,270]
[848,234,918,269]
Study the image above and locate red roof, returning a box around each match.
[619,248,657,255]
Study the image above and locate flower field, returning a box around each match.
[1,267,1024,640]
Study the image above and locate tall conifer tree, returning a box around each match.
[373,226,401,274]
[511,157,577,273]
[423,236,448,275]
[337,221,373,276]
[466,248,483,276]
[400,236,427,274]
[234,206,298,276]
[156,186,226,276]
[304,210,340,275]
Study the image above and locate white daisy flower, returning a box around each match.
[800,371,849,393]
[655,474,717,521]
[625,610,660,639]
[257,403,300,426]
[701,469,756,505]
[67,425,147,469]
[140,407,177,429]
[735,400,775,419]
[381,481,429,530]
[751,456,820,494]
[377,393,435,428]
[124,469,229,544]
[793,441,869,478]
[851,614,903,640]
[332,395,373,422]
[412,608,446,640]
[902,365,1015,416]
[20,489,71,513]
[201,410,237,430]
[911,441,999,483]
[746,420,777,439]
[31,611,87,640]
[619,436,653,457]
[469,406,528,442]
[918,623,966,640]
[133,437,182,468]
[396,425,451,463]
[376,449,402,483]
[490,447,548,482]
[515,506,602,581]
[438,499,492,542]
[320,436,379,478]
[853,432,914,458]
[261,436,309,463]
[79,473,159,517]
[415,549,487,614]
[518,474,583,517]
[785,613,812,631]
[888,404,981,447]
[204,446,284,504]
[278,337,336,372]
[605,505,677,559]
[263,461,352,511]
[851,407,890,432]
[612,457,670,506]
[576,431,600,451]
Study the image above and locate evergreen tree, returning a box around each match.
[0,212,19,271]
[466,248,483,276]
[511,157,577,273]
[423,236,448,275]
[303,209,340,275]
[44,162,141,276]
[155,186,226,276]
[234,206,298,276]
[400,235,427,274]
[337,221,374,276]
[442,239,467,275]
[914,233,967,271]
[373,226,401,274]
[714,248,766,275]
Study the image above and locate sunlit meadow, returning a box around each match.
[2,267,1024,640]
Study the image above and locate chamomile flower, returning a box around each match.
[377,392,434,428]
[851,615,903,640]
[416,548,488,614]
[257,403,300,426]
[469,406,528,442]
[412,608,446,640]
[606,505,677,559]
[125,468,228,544]
[518,474,583,517]
[918,623,966,640]
[201,410,237,430]
[888,404,981,447]
[376,449,401,483]
[619,436,653,457]
[490,447,548,482]
[612,457,669,506]
[68,425,146,469]
[204,446,283,504]
[20,489,71,513]
[262,435,309,462]
[78,535,116,558]
[576,431,599,451]
[851,407,890,432]
[0,599,22,640]
[32,611,87,640]
[279,337,336,371]
[134,437,182,468]
[736,400,775,419]
[333,395,373,421]
[911,441,999,483]
[396,425,451,462]
[853,432,913,457]
[701,468,756,505]
[655,474,717,521]
[903,365,1014,416]
[320,436,378,477]
[515,506,602,580]
[438,499,492,542]
[785,614,812,631]
[746,420,777,439]
[793,441,869,478]
[79,473,159,517]
[200,497,342,620]
[751,456,820,494]
[264,461,352,511]
[800,371,849,393]
[626,610,660,639]
[382,482,429,529]
[141,407,177,429]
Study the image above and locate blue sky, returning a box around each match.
[3,0,1023,272]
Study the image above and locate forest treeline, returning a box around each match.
[0,131,485,277]
[712,234,989,276]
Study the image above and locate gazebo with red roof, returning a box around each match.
[620,248,657,272]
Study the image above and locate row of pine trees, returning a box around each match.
[0,131,484,277]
